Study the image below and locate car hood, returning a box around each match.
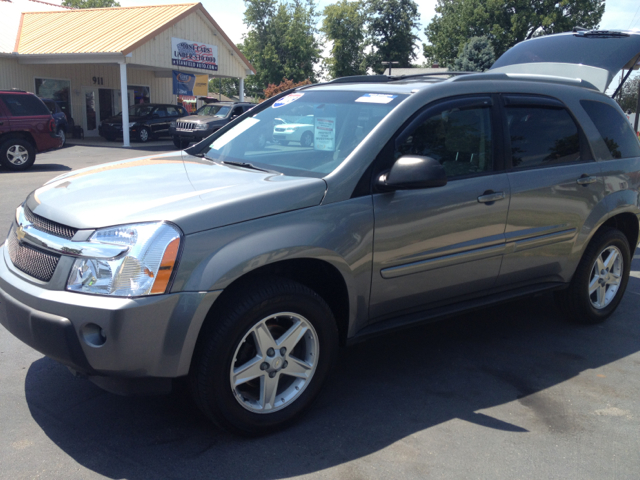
[491,30,640,92]
[179,115,227,124]
[25,152,327,235]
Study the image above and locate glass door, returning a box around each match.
[81,87,100,137]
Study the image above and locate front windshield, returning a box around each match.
[130,105,155,117]
[196,104,231,117]
[203,91,407,177]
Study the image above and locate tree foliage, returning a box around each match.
[263,78,312,99]
[208,78,240,99]
[367,0,421,74]
[242,0,321,98]
[62,0,120,7]
[617,76,640,113]
[453,36,495,72]
[321,0,367,79]
[424,0,605,68]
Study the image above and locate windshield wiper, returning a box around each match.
[191,153,216,162]
[220,160,279,174]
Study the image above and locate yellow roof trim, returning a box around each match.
[15,3,255,73]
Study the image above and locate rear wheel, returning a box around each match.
[189,278,338,435]
[555,227,631,324]
[0,138,36,171]
[138,127,150,143]
[300,131,313,147]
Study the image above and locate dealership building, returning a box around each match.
[0,1,255,145]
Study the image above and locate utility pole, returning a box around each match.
[381,61,399,76]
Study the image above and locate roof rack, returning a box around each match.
[315,71,472,86]
[451,72,600,91]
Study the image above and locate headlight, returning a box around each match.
[67,222,182,297]
[128,122,137,128]
[195,124,209,130]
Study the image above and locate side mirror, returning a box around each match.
[377,155,447,190]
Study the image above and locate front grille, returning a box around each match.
[176,121,196,131]
[7,227,60,282]
[24,206,77,240]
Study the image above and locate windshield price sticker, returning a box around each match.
[273,93,304,109]
[314,117,336,151]
[355,93,398,104]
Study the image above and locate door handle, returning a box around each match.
[576,175,597,186]
[477,191,505,203]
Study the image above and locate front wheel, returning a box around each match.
[555,227,631,324]
[189,278,338,435]
[138,127,150,143]
[300,131,313,147]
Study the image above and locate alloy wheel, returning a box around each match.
[6,145,29,165]
[230,312,319,414]
[589,245,623,309]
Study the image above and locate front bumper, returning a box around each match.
[169,126,215,141]
[0,242,220,382]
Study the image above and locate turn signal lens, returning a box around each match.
[150,237,181,294]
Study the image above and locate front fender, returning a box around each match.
[172,196,375,335]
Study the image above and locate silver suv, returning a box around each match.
[2,31,640,435]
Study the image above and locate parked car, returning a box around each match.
[2,31,640,435]
[169,102,254,149]
[272,116,315,146]
[0,90,61,171]
[40,98,68,147]
[99,104,188,142]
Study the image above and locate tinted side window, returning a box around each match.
[581,100,640,159]
[0,94,50,116]
[507,107,580,168]
[397,106,493,177]
[155,107,167,118]
[166,106,179,116]
[232,106,243,116]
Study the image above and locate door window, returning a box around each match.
[155,107,167,118]
[166,106,180,116]
[232,106,243,117]
[580,100,640,159]
[506,106,581,168]
[397,104,493,177]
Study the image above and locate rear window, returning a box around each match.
[506,106,581,168]
[0,94,50,116]
[580,100,640,159]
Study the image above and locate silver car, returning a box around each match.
[2,30,640,435]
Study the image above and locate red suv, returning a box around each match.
[0,90,61,171]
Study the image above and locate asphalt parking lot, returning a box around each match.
[1,142,639,479]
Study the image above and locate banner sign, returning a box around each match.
[172,70,196,95]
[172,37,218,71]
[193,75,209,96]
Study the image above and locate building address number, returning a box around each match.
[92,77,104,85]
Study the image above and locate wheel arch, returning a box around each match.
[0,132,36,148]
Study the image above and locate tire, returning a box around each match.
[138,127,150,143]
[0,138,36,171]
[189,277,339,435]
[57,128,66,148]
[554,227,631,324]
[278,140,289,146]
[173,137,189,149]
[300,131,313,147]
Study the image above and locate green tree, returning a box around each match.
[208,78,240,99]
[616,76,640,113]
[453,36,495,72]
[424,0,605,68]
[321,0,368,79]
[62,0,120,7]
[242,0,321,98]
[367,0,421,74]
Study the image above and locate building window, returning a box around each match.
[35,78,71,120]
[128,85,150,105]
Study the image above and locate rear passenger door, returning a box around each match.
[496,95,604,287]
[370,96,510,321]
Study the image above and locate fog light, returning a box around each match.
[81,323,107,347]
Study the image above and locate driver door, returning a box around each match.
[369,96,510,321]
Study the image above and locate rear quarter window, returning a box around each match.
[506,106,581,168]
[580,100,640,159]
[0,94,50,116]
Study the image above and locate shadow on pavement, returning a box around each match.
[24,278,640,479]
[0,164,72,174]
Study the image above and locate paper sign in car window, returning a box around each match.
[210,117,259,150]
[355,93,397,104]
[273,93,304,109]
[314,117,336,151]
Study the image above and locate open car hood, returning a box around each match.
[490,30,640,92]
